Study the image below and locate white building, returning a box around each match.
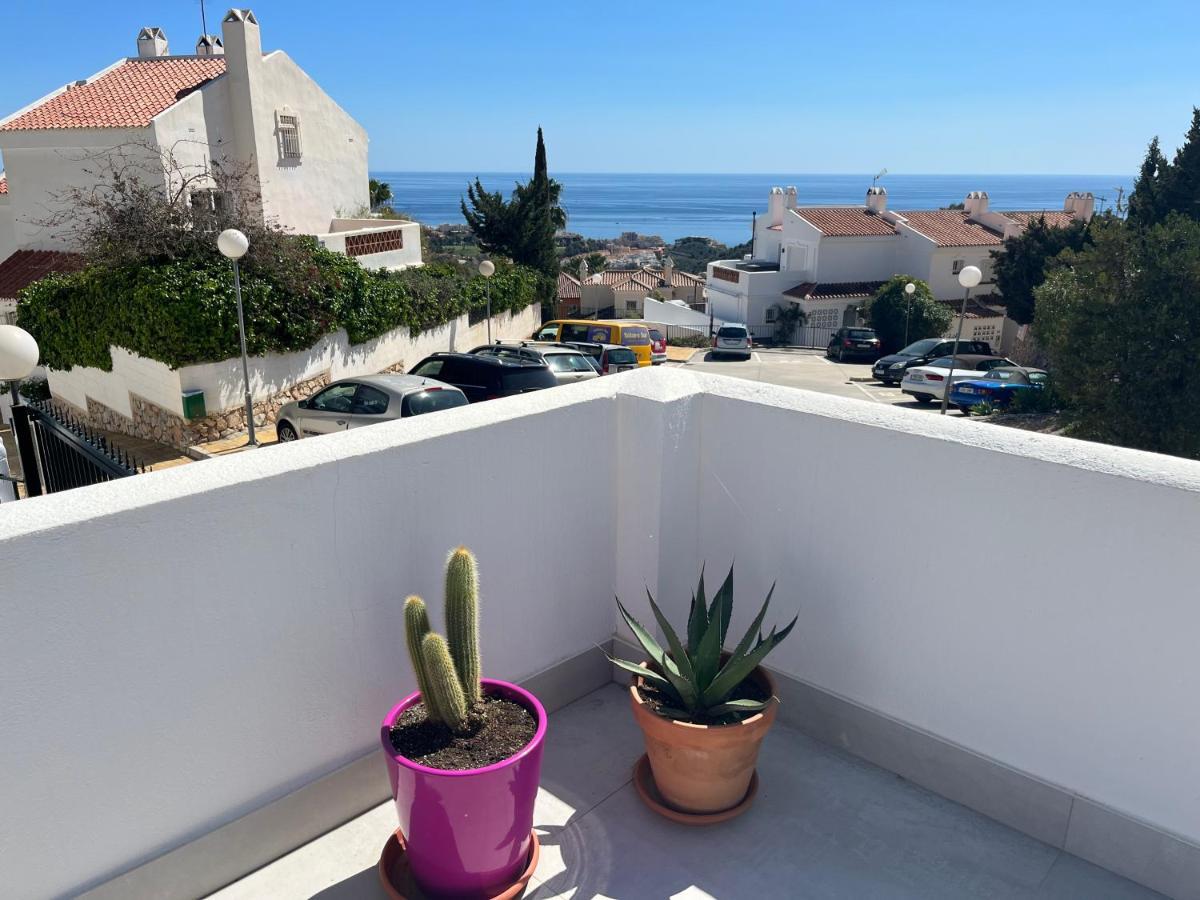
[706,186,1093,344]
[559,259,705,319]
[0,8,419,322]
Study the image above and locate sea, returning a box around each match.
[371,172,1134,247]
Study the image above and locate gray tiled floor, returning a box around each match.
[213,685,1164,899]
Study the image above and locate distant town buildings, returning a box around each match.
[557,258,704,318]
[706,186,1094,347]
[0,8,419,323]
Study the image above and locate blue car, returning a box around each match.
[949,367,1048,412]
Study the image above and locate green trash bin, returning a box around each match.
[182,390,207,420]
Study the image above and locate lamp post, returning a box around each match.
[478,259,496,343]
[0,324,39,427]
[940,265,982,416]
[903,281,916,348]
[217,228,257,447]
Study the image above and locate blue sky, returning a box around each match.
[2,0,1198,175]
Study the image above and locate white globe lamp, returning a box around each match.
[941,266,984,415]
[477,259,495,278]
[217,228,249,260]
[0,325,39,380]
[904,282,915,295]
[957,265,982,289]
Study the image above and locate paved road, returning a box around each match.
[676,347,953,413]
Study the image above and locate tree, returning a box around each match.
[990,216,1091,324]
[1126,136,1170,229]
[369,178,393,210]
[1127,108,1200,229]
[1034,215,1200,458]
[460,127,565,279]
[864,276,949,353]
[770,303,806,344]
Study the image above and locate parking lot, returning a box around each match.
[677,347,949,412]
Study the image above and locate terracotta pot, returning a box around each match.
[630,662,777,815]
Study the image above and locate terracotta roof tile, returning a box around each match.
[556,271,581,299]
[901,211,1004,247]
[1,57,227,131]
[1003,211,1076,229]
[793,208,896,237]
[936,296,1007,319]
[783,280,886,301]
[0,250,85,300]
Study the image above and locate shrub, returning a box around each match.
[865,276,951,354]
[674,332,712,348]
[18,239,543,372]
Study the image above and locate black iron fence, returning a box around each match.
[11,400,144,497]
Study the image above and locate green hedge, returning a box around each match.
[17,238,544,372]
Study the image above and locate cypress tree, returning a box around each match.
[1128,137,1170,228]
[1161,107,1200,223]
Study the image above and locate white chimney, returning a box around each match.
[768,187,785,226]
[196,34,225,56]
[784,186,798,210]
[661,256,674,285]
[222,10,264,177]
[963,190,990,217]
[137,27,169,58]
[865,185,888,214]
[1064,191,1095,222]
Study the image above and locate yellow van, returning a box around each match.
[532,319,653,366]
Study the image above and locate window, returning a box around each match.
[951,259,965,275]
[411,359,444,378]
[535,325,561,341]
[189,189,230,214]
[277,112,302,159]
[560,323,594,342]
[765,307,778,323]
[625,299,639,313]
[606,348,637,366]
[352,384,390,415]
[402,388,468,417]
[309,383,357,413]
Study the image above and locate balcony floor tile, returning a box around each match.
[211,685,1164,900]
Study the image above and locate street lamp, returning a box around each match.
[940,265,982,415]
[903,282,916,348]
[478,259,496,343]
[0,324,39,426]
[217,228,256,447]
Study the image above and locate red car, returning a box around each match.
[648,328,668,365]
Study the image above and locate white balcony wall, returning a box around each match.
[3,369,1200,898]
[316,220,422,271]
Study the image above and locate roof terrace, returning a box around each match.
[2,368,1197,899]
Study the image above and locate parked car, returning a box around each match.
[873,338,994,385]
[901,355,1017,404]
[827,327,882,361]
[561,341,641,375]
[0,436,15,503]
[408,352,558,403]
[949,367,1049,412]
[275,374,468,441]
[648,328,668,364]
[469,342,599,385]
[713,323,752,360]
[532,320,653,366]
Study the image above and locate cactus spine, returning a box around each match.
[445,546,482,704]
[421,633,469,733]
[404,596,433,701]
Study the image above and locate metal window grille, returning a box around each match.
[278,114,302,159]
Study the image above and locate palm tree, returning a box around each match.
[369,178,393,211]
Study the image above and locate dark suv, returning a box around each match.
[408,352,557,402]
[827,327,882,361]
[873,338,993,385]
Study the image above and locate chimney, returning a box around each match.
[222,10,264,183]
[196,34,225,56]
[1064,191,1095,222]
[784,185,798,210]
[136,27,169,58]
[661,256,674,286]
[865,185,888,214]
[963,190,989,217]
[768,186,785,226]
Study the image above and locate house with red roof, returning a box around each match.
[705,185,1093,349]
[0,8,419,319]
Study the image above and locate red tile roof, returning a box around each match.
[0,250,85,300]
[1003,211,1076,229]
[783,281,886,301]
[0,174,7,195]
[592,266,703,289]
[793,207,897,237]
[611,272,658,293]
[556,271,581,299]
[901,211,1004,247]
[1,57,227,131]
[936,296,1007,319]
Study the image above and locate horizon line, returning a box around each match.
[368,170,1132,178]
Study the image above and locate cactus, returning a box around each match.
[421,633,469,733]
[404,596,433,701]
[445,546,482,704]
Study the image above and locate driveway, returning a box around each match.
[677,347,955,412]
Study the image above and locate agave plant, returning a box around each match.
[612,564,796,723]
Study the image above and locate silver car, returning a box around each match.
[275,374,468,442]
[713,323,752,360]
[469,342,599,385]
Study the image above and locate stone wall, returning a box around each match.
[183,372,331,444]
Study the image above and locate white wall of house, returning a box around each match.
[0,193,14,261]
[3,369,1200,898]
[316,221,421,270]
[47,304,540,419]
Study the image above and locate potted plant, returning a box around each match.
[612,564,796,822]
[379,547,545,898]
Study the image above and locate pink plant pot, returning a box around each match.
[380,679,546,899]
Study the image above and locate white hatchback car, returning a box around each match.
[901,355,1016,404]
[713,324,752,360]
